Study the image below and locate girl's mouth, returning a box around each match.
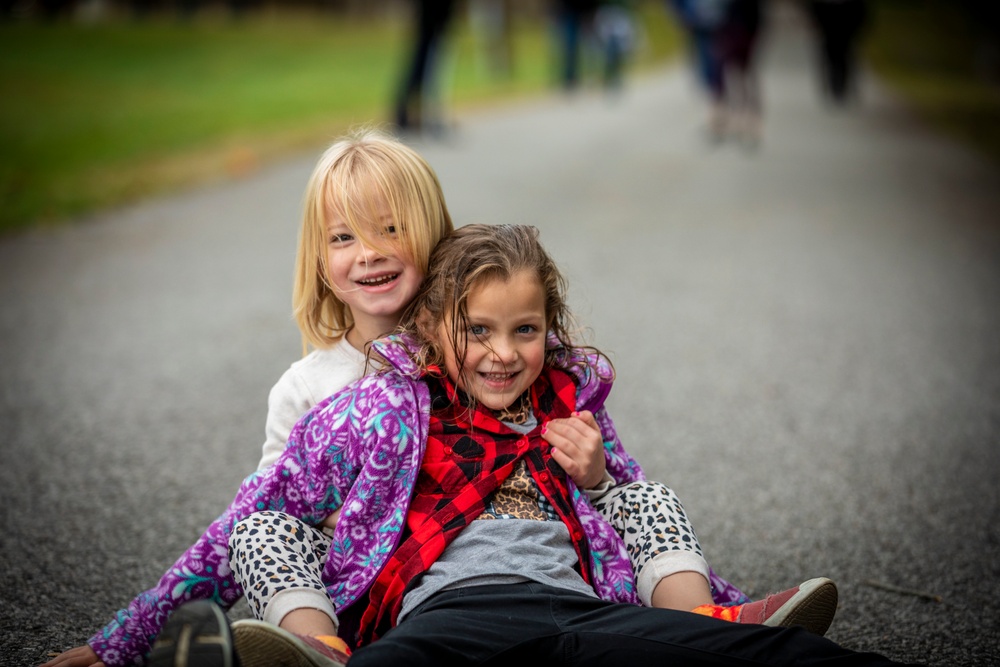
[357,273,398,287]
[480,371,518,385]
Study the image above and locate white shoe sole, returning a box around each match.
[148,601,235,667]
[762,577,839,636]
[231,620,347,667]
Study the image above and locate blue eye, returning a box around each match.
[469,324,486,336]
[516,325,537,334]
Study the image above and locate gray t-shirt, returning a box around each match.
[399,519,596,620]
[399,424,597,621]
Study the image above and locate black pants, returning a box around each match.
[348,582,920,667]
[807,0,867,102]
[394,0,455,130]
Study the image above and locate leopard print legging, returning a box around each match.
[228,481,707,623]
[591,480,709,605]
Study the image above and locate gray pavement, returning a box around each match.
[3,7,999,667]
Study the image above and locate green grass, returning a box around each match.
[0,5,681,233]
[865,0,1000,164]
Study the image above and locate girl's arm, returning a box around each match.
[258,344,368,472]
[259,365,318,470]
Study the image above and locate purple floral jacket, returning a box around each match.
[88,336,648,666]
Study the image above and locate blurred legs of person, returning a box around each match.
[394,0,456,134]
[595,3,636,92]
[807,0,868,105]
[716,0,763,147]
[666,0,727,140]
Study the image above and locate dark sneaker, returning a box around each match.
[231,620,350,667]
[148,600,237,667]
[692,577,839,636]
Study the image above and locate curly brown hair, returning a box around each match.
[398,224,612,402]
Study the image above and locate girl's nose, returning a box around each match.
[356,243,384,264]
[490,338,518,364]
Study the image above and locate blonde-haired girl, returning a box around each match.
[261,128,454,472]
[293,127,452,351]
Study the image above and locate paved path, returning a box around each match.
[3,7,998,666]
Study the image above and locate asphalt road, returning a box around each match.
[3,7,999,667]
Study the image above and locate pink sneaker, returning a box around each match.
[231,620,350,667]
[692,577,838,636]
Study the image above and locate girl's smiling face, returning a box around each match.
[325,199,424,345]
[437,269,548,413]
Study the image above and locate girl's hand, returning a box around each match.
[40,645,104,667]
[542,410,607,489]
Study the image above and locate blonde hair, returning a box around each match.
[293,128,453,351]
[406,224,609,396]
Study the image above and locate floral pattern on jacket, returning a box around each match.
[88,334,644,666]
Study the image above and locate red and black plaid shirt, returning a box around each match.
[358,365,590,643]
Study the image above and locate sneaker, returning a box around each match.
[231,620,350,667]
[692,577,838,636]
[148,600,237,667]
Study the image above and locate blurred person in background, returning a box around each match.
[551,0,600,90]
[665,0,728,136]
[667,0,763,145]
[595,0,638,92]
[805,0,868,105]
[470,0,516,79]
[394,0,458,136]
[713,0,765,147]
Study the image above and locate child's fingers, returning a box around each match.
[547,442,577,473]
[543,419,599,459]
[541,422,572,456]
[547,439,589,480]
[541,419,589,459]
[39,645,105,667]
[571,410,598,429]
[545,429,606,489]
[542,415,606,489]
[544,415,597,442]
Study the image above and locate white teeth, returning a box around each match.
[358,274,397,286]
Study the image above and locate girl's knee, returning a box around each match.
[232,510,296,533]
[229,511,300,555]
[613,480,682,504]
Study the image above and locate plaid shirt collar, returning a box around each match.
[424,363,570,434]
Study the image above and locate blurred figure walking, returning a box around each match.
[715,0,764,146]
[667,0,764,146]
[666,0,727,132]
[394,0,457,136]
[552,0,600,90]
[805,0,868,105]
[470,0,515,79]
[595,0,638,92]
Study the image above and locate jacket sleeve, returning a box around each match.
[87,382,372,667]
[571,351,645,485]
[321,373,431,612]
[561,351,643,606]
